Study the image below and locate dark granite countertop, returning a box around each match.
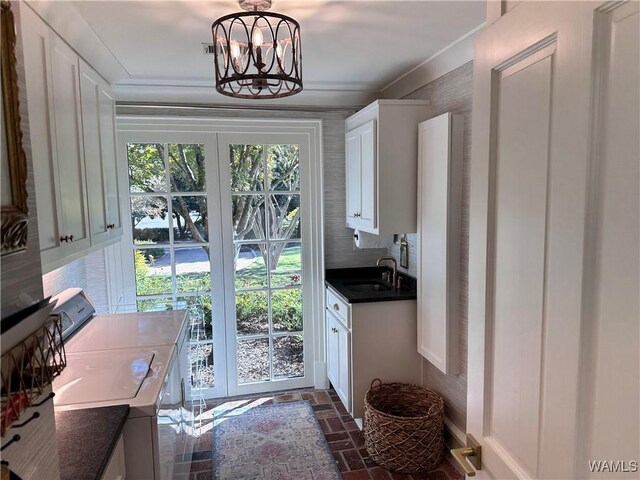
[326,267,417,303]
[55,405,129,480]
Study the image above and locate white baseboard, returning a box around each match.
[444,416,466,448]
[315,361,329,389]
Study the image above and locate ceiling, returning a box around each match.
[32,1,486,106]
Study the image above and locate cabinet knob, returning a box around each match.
[107,223,115,229]
[69,235,74,242]
[333,303,340,312]
[60,235,71,243]
[331,327,338,333]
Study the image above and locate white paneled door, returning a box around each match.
[466,2,639,479]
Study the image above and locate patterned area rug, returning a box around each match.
[213,400,341,480]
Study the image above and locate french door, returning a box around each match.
[218,133,316,396]
[119,127,319,399]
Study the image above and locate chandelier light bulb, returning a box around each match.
[230,40,241,59]
[252,26,264,49]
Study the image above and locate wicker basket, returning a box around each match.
[364,379,444,473]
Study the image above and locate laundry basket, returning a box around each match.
[364,379,444,473]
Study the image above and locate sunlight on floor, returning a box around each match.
[189,395,276,437]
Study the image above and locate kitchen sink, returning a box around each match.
[343,280,393,292]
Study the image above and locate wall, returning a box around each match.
[388,61,473,433]
[1,2,43,319]
[116,106,387,270]
[1,3,60,478]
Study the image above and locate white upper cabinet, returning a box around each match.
[23,10,91,266]
[80,61,109,245]
[21,4,121,272]
[416,112,463,375]
[98,83,122,237]
[345,120,376,231]
[79,60,122,244]
[345,100,429,235]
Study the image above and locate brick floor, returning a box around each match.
[180,388,464,480]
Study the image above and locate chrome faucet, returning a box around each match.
[376,256,399,288]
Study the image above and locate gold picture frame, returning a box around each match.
[1,0,28,256]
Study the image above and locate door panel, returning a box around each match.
[358,121,376,230]
[467,2,606,478]
[326,312,339,390]
[99,86,122,236]
[79,62,109,244]
[345,130,361,226]
[576,3,640,476]
[50,35,90,253]
[489,50,553,475]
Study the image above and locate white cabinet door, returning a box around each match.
[345,129,361,228]
[357,120,376,231]
[466,2,639,479]
[79,60,110,245]
[79,60,122,244]
[50,35,90,255]
[20,6,62,261]
[326,311,350,412]
[345,120,376,231]
[98,84,122,238]
[326,311,340,391]
[416,113,463,375]
[335,319,350,413]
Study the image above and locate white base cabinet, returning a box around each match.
[325,286,423,423]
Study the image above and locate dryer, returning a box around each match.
[51,289,194,479]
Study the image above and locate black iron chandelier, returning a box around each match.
[211,0,302,99]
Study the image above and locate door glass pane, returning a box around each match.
[191,343,214,388]
[175,246,211,293]
[271,289,302,333]
[237,338,270,383]
[269,242,301,287]
[137,297,173,312]
[131,196,169,244]
[127,143,166,193]
[266,144,299,191]
[168,144,206,192]
[273,335,303,379]
[134,247,171,295]
[230,144,264,191]
[236,291,268,335]
[268,194,300,239]
[172,196,208,243]
[232,195,265,241]
[235,243,267,289]
[176,295,213,341]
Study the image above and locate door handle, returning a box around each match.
[450,434,481,476]
[180,378,185,409]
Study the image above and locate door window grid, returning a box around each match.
[231,144,303,384]
[127,142,214,392]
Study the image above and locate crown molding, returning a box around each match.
[24,0,128,83]
[381,24,485,99]
[112,82,379,109]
